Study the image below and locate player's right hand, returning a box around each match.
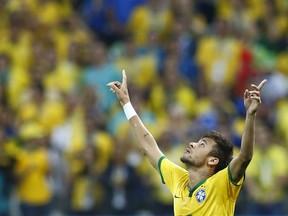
[107,69,130,106]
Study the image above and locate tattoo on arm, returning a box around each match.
[144,133,150,137]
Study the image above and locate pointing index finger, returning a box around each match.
[257,79,267,90]
[122,69,127,85]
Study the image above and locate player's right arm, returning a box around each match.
[107,70,164,170]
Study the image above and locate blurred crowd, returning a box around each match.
[0,0,288,215]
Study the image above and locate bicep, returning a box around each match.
[229,154,251,183]
[143,142,164,170]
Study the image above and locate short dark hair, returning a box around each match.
[202,131,234,173]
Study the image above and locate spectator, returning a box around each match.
[80,41,121,114]
[245,121,288,215]
[128,0,173,47]
[0,126,15,216]
[14,122,52,216]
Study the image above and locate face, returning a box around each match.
[180,137,217,168]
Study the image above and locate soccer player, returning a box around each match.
[107,70,267,215]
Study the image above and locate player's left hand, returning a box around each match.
[244,79,267,115]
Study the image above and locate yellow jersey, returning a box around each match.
[14,147,52,205]
[158,156,244,216]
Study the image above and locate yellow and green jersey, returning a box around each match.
[158,156,244,216]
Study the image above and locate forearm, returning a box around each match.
[129,116,159,154]
[230,113,256,182]
[123,103,163,169]
[107,71,164,169]
[239,113,256,161]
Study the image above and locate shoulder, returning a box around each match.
[158,156,187,184]
[209,165,244,188]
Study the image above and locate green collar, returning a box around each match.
[188,178,207,197]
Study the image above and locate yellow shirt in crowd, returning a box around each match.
[246,144,288,202]
[14,147,52,205]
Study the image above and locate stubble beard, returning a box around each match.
[180,155,204,169]
[180,155,194,167]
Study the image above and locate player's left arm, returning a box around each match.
[229,79,267,183]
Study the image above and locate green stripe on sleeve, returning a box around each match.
[228,164,245,186]
[158,156,166,184]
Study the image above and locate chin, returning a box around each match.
[180,155,189,164]
[180,155,195,168]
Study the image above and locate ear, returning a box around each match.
[207,157,219,166]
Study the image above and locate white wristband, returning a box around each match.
[123,102,137,120]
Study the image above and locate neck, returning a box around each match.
[187,166,214,189]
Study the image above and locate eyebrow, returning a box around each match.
[200,139,208,144]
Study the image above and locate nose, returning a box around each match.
[189,142,195,149]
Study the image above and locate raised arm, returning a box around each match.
[229,79,267,182]
[107,70,164,170]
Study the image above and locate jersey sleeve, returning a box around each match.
[212,165,245,200]
[157,156,188,195]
